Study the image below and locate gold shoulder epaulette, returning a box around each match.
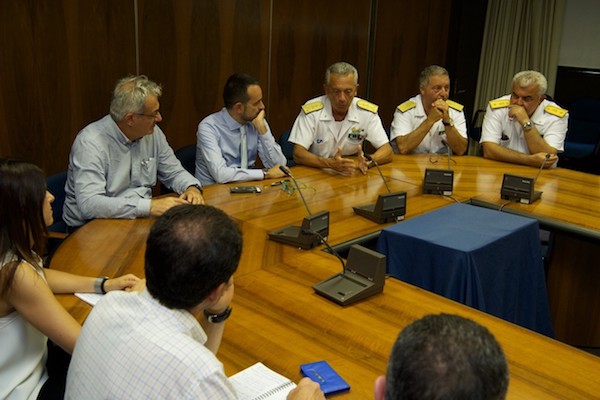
[489,99,510,109]
[301,101,324,114]
[357,99,378,113]
[397,100,416,113]
[544,105,568,118]
[446,99,464,112]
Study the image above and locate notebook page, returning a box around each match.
[230,362,296,400]
[75,292,103,306]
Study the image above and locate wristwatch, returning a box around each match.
[204,306,232,323]
[523,121,533,131]
[187,184,203,194]
[94,276,109,294]
[442,118,454,127]
[262,168,269,179]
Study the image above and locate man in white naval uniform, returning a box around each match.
[289,62,393,176]
[390,65,468,155]
[480,70,568,169]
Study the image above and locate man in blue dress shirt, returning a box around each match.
[63,75,204,229]
[195,73,287,186]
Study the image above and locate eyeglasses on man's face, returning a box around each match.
[134,110,161,119]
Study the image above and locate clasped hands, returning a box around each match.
[427,99,450,124]
[150,186,205,217]
[327,145,370,176]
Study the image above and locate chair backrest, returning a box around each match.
[46,170,68,233]
[175,144,197,175]
[279,130,295,166]
[160,144,197,195]
[467,109,485,156]
[563,98,600,159]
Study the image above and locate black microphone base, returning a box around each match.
[353,192,406,224]
[423,168,454,195]
[268,211,329,250]
[313,244,386,306]
[500,174,542,204]
[268,225,323,249]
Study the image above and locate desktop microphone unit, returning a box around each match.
[267,165,330,249]
[423,140,454,195]
[353,155,406,224]
[313,243,386,306]
[500,154,549,204]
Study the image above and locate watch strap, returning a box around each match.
[187,184,203,194]
[204,306,232,323]
[94,276,109,294]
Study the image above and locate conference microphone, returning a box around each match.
[312,229,346,275]
[268,166,330,249]
[279,165,312,215]
[441,139,452,171]
[353,155,407,224]
[313,240,387,306]
[500,154,549,204]
[534,153,551,183]
[423,140,454,195]
[364,154,391,193]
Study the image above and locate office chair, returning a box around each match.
[160,144,197,194]
[279,130,295,166]
[174,144,197,175]
[559,97,600,173]
[45,170,68,263]
[467,109,485,156]
[46,170,68,235]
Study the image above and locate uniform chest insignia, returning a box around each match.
[397,100,416,113]
[357,99,378,113]
[544,105,568,118]
[302,101,324,114]
[489,99,510,109]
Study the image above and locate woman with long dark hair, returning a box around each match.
[0,158,141,399]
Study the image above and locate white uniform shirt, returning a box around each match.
[289,95,389,158]
[390,94,467,154]
[480,94,568,154]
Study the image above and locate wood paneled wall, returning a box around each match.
[1,0,463,176]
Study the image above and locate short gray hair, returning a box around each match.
[325,62,358,85]
[419,65,449,88]
[512,70,547,97]
[109,75,162,121]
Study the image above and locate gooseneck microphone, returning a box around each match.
[534,153,551,183]
[364,154,391,193]
[353,155,407,224]
[423,140,454,196]
[500,153,549,205]
[311,229,346,275]
[269,166,330,249]
[441,139,452,170]
[279,165,312,215]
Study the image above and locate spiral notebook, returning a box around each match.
[230,362,296,400]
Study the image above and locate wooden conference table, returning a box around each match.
[51,155,600,399]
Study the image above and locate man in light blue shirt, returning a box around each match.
[195,73,287,186]
[63,75,204,229]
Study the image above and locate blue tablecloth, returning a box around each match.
[376,203,553,337]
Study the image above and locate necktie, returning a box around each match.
[240,124,248,169]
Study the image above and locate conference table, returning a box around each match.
[51,154,600,399]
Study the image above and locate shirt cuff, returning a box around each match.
[138,198,152,217]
